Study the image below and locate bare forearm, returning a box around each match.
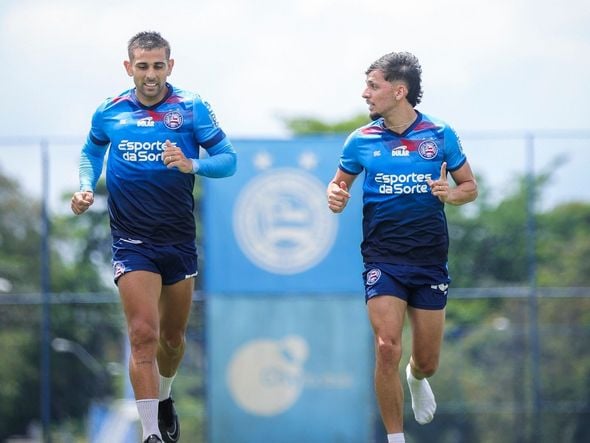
[446,180,478,205]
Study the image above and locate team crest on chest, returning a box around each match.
[163,110,184,130]
[418,140,438,159]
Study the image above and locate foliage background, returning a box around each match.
[0,121,589,442]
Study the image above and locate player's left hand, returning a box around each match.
[163,140,192,173]
[427,162,449,202]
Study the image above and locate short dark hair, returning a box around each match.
[127,31,171,60]
[366,52,423,107]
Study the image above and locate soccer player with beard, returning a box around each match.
[71,31,237,443]
[326,52,477,443]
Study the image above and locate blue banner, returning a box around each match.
[207,294,372,443]
[203,137,373,442]
[202,136,364,294]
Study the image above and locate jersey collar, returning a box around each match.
[379,110,422,136]
[131,82,174,110]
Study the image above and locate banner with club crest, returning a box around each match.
[202,136,364,293]
[203,137,373,442]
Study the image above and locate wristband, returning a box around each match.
[191,159,200,174]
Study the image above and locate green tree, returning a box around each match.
[0,172,121,440]
[446,173,532,288]
[51,180,113,292]
[537,202,590,286]
[282,113,370,135]
[0,173,44,292]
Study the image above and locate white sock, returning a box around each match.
[136,399,161,439]
[159,373,177,401]
[387,432,405,443]
[406,363,436,424]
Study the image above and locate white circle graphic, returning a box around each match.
[227,336,309,416]
[233,168,337,275]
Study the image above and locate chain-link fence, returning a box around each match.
[1,291,588,442]
[1,132,589,442]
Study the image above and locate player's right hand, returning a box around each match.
[71,191,94,215]
[327,181,351,213]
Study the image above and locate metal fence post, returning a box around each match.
[525,132,541,443]
[40,138,52,443]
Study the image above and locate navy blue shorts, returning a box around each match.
[111,237,198,286]
[363,262,450,310]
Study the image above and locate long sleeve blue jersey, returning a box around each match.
[78,83,237,245]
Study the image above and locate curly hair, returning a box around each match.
[127,31,171,60]
[366,52,423,107]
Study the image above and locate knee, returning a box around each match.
[159,333,186,354]
[128,320,158,353]
[375,338,402,369]
[411,358,439,378]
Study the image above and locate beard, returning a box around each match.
[369,112,382,121]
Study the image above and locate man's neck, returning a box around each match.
[135,84,170,107]
[383,108,417,132]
